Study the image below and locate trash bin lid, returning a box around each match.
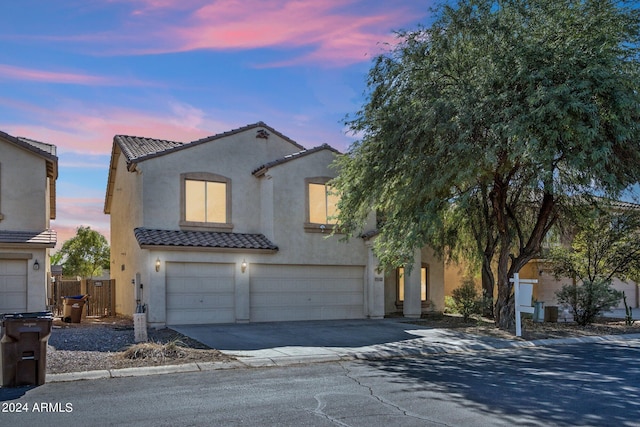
[1,311,54,320]
[63,295,86,299]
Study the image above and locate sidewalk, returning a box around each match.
[46,318,640,383]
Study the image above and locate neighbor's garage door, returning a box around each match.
[166,262,235,325]
[250,264,365,322]
[0,259,27,314]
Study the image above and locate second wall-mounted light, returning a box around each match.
[155,258,161,272]
[241,259,247,273]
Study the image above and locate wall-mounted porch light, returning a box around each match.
[155,258,161,272]
[33,259,40,270]
[241,259,247,273]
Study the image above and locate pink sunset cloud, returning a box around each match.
[0,64,152,86]
[0,99,227,155]
[91,0,421,66]
[52,197,111,248]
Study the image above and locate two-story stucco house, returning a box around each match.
[0,130,57,314]
[104,122,444,327]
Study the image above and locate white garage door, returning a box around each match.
[166,262,235,325]
[250,264,365,322]
[0,259,27,314]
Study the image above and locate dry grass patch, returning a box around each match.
[123,339,188,361]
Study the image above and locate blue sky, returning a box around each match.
[0,1,434,245]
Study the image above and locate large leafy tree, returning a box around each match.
[549,203,640,324]
[332,0,640,329]
[57,226,110,279]
[550,204,640,285]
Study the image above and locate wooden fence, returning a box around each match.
[86,279,116,317]
[51,278,115,317]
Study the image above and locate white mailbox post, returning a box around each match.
[510,273,538,337]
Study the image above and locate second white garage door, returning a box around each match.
[166,262,235,325]
[250,264,365,322]
[0,259,27,315]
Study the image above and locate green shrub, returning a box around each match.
[444,296,458,314]
[555,280,622,326]
[451,279,482,322]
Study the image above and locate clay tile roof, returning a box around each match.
[114,122,306,166]
[134,228,278,252]
[252,143,341,176]
[114,135,184,162]
[17,137,57,156]
[0,229,57,246]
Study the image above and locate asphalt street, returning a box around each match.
[2,339,639,426]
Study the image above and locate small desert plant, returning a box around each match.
[480,289,494,318]
[555,280,622,326]
[623,291,635,326]
[451,279,482,322]
[444,296,458,314]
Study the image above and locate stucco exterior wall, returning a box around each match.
[0,141,49,230]
[109,150,145,316]
[265,150,368,266]
[139,131,300,233]
[0,138,54,312]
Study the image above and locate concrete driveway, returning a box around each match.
[171,318,522,364]
[173,319,424,350]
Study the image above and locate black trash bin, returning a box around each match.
[0,311,53,387]
[544,306,559,323]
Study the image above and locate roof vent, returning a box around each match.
[256,129,270,139]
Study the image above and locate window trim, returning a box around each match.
[304,176,339,233]
[179,172,232,231]
[395,264,429,310]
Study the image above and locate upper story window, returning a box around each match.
[305,177,339,232]
[180,172,232,231]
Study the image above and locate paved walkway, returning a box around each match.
[45,318,640,384]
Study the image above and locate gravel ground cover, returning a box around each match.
[47,317,234,374]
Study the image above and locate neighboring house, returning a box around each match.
[104,122,444,327]
[528,199,639,311]
[444,199,640,313]
[0,130,57,314]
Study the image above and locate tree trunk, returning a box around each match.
[495,235,514,329]
[481,256,495,317]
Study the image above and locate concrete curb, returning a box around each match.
[45,333,640,383]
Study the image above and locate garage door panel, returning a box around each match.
[252,278,362,293]
[168,277,234,294]
[0,276,28,292]
[166,262,235,325]
[254,265,363,280]
[251,306,362,322]
[170,308,235,325]
[250,264,365,322]
[167,293,235,310]
[1,260,26,275]
[251,291,364,306]
[0,260,27,314]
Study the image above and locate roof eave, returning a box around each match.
[138,244,278,254]
[104,140,122,214]
[0,241,57,249]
